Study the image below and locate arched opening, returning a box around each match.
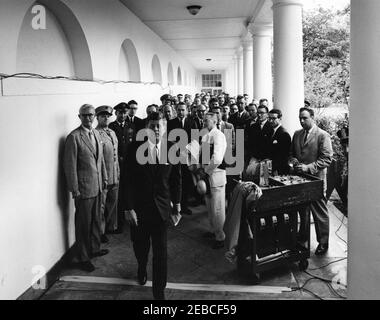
[177,67,182,86]
[17,0,93,79]
[167,62,174,86]
[152,54,162,84]
[119,39,141,82]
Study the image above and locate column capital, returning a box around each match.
[241,35,253,50]
[248,23,273,38]
[272,0,303,9]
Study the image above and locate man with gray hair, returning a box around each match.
[63,104,109,272]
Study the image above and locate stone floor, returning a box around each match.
[40,194,347,300]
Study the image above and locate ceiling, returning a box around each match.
[120,0,273,71]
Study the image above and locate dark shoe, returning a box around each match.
[153,291,165,300]
[212,240,225,250]
[315,244,329,256]
[137,268,147,285]
[91,249,109,258]
[101,234,109,243]
[202,232,215,239]
[77,261,95,272]
[181,207,193,216]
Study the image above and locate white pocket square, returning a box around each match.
[273,140,278,144]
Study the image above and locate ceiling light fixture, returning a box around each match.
[187,5,202,16]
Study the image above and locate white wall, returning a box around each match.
[0,0,199,300]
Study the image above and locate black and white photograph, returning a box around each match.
[0,0,374,306]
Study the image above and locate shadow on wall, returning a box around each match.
[56,136,71,252]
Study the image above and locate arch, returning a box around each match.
[119,39,141,82]
[152,54,162,84]
[167,62,174,86]
[17,0,93,79]
[177,67,182,86]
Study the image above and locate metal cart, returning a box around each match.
[236,174,324,283]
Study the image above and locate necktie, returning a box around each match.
[155,144,160,164]
[217,123,221,130]
[89,131,97,151]
[303,130,309,144]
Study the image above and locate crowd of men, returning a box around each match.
[63,91,333,300]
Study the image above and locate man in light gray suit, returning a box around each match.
[290,107,333,256]
[63,104,109,272]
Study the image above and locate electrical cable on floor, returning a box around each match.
[278,251,326,300]
[0,72,173,91]
[303,270,347,299]
[308,257,347,271]
[335,213,348,248]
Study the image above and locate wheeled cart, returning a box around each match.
[236,174,324,283]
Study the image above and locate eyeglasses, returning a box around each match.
[257,111,268,115]
[80,114,95,118]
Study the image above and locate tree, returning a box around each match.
[303,6,350,108]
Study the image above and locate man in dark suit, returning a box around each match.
[63,104,109,272]
[126,100,145,132]
[109,102,132,233]
[291,107,333,256]
[192,104,207,130]
[267,109,292,175]
[229,100,250,130]
[123,112,181,300]
[168,102,193,215]
[246,105,272,162]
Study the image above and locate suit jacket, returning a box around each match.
[246,120,272,160]
[219,121,236,155]
[291,125,333,183]
[123,141,181,222]
[96,127,120,185]
[63,126,107,199]
[269,126,292,175]
[109,121,128,162]
[229,111,250,130]
[126,116,145,132]
[168,117,193,143]
[191,117,204,130]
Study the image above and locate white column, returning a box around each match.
[251,24,273,106]
[272,0,304,135]
[236,48,244,95]
[348,0,380,300]
[242,37,254,99]
[232,56,239,96]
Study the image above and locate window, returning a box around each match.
[202,74,222,88]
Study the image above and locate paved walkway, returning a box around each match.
[41,199,347,300]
